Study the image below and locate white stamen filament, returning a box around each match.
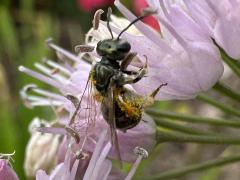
[31,101,63,107]
[83,129,107,180]
[101,160,112,180]
[157,1,188,50]
[32,88,66,101]
[37,127,67,135]
[159,0,171,21]
[205,0,219,16]
[125,147,148,180]
[114,0,173,54]
[19,66,62,89]
[24,95,63,106]
[77,135,88,157]
[25,95,51,101]
[70,159,80,180]
[90,142,112,180]
[21,84,66,102]
[46,38,81,62]
[85,28,95,44]
[0,151,15,160]
[43,58,71,76]
[20,84,36,100]
[34,63,68,83]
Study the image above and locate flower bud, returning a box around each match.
[0,159,19,180]
[24,118,60,178]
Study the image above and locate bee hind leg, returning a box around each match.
[150,83,168,98]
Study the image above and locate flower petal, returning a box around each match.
[0,160,19,180]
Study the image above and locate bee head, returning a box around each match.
[96,39,131,61]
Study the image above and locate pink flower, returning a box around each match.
[183,0,240,60]
[86,0,223,100]
[78,0,114,12]
[36,130,112,180]
[36,129,146,179]
[19,38,156,161]
[20,0,225,177]
[20,38,156,178]
[0,153,19,180]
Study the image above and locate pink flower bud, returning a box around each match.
[0,159,19,180]
[78,0,114,12]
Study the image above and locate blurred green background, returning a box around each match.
[0,0,115,179]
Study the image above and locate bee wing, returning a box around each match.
[69,77,91,126]
[69,75,98,131]
[108,82,123,167]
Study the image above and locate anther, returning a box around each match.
[143,55,148,69]
[75,151,88,160]
[65,126,80,144]
[44,38,80,62]
[41,57,48,64]
[93,9,104,30]
[125,147,149,180]
[75,45,95,53]
[134,146,148,159]
[66,94,79,108]
[51,68,60,75]
[141,7,158,16]
[45,38,54,47]
[22,84,37,93]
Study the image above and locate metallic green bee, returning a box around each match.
[90,8,166,132]
[73,8,167,163]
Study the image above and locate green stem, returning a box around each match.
[213,39,240,78]
[156,128,240,145]
[220,49,240,78]
[197,94,240,118]
[138,154,240,180]
[147,109,240,128]
[154,118,214,135]
[214,82,240,102]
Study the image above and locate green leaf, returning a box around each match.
[147,109,240,128]
[138,154,240,180]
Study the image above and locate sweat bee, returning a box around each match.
[72,7,167,163]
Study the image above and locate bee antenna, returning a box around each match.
[107,7,114,39]
[117,8,157,40]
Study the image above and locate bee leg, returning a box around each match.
[120,52,137,70]
[141,83,168,108]
[118,56,148,85]
[150,83,168,98]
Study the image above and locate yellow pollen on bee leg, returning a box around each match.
[119,100,141,118]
